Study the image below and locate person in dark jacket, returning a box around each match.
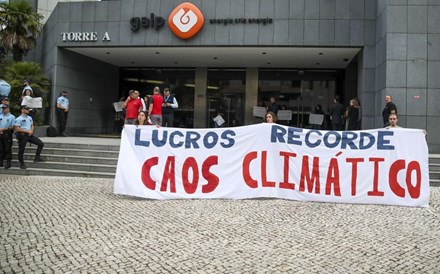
[382,95,397,127]
[329,95,345,130]
[161,88,179,127]
[345,99,360,130]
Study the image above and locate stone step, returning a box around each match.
[1,166,115,178]
[6,160,116,173]
[12,141,120,151]
[20,153,118,165]
[429,171,440,180]
[430,179,440,187]
[429,163,440,172]
[15,146,120,158]
[429,155,440,165]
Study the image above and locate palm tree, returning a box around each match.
[4,61,51,124]
[0,0,44,61]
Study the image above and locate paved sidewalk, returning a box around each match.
[1,176,439,273]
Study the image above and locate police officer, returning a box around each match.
[14,105,45,169]
[0,104,15,169]
[56,90,70,136]
[0,75,11,98]
[0,97,10,115]
[161,87,179,127]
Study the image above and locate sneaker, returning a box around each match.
[4,161,11,169]
[20,163,27,169]
[34,156,45,162]
[61,133,68,137]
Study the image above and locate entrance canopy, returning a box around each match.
[65,47,361,68]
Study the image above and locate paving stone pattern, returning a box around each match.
[1,176,439,273]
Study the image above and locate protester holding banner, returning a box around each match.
[22,80,33,96]
[135,111,152,126]
[264,111,277,123]
[385,113,400,129]
[20,89,37,121]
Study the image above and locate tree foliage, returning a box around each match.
[0,0,44,61]
[4,61,51,124]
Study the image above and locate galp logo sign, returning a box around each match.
[168,2,204,39]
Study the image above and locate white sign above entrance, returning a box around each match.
[61,32,111,42]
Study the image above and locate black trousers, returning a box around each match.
[162,112,174,127]
[17,133,44,163]
[0,132,13,162]
[56,109,68,134]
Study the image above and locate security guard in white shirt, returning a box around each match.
[0,104,15,169]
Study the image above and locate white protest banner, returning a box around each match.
[213,114,225,127]
[113,101,123,112]
[253,106,266,118]
[114,124,430,207]
[23,96,43,108]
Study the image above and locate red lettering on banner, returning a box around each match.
[261,151,276,187]
[406,161,421,198]
[325,158,341,196]
[182,157,199,194]
[243,151,258,188]
[141,157,159,190]
[242,150,297,190]
[141,155,220,194]
[279,151,296,190]
[346,158,364,196]
[389,159,406,197]
[160,156,176,193]
[299,156,320,194]
[201,156,220,193]
[367,157,385,196]
[389,160,422,199]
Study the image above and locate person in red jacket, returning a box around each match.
[123,90,143,124]
[148,86,164,125]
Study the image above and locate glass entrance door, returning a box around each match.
[207,69,246,128]
[208,94,244,128]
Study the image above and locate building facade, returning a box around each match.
[33,0,440,152]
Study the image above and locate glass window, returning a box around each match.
[258,69,340,128]
[207,68,246,128]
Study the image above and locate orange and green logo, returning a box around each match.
[168,2,204,39]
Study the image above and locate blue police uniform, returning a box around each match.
[0,79,11,97]
[0,107,15,168]
[14,111,45,169]
[56,94,70,136]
